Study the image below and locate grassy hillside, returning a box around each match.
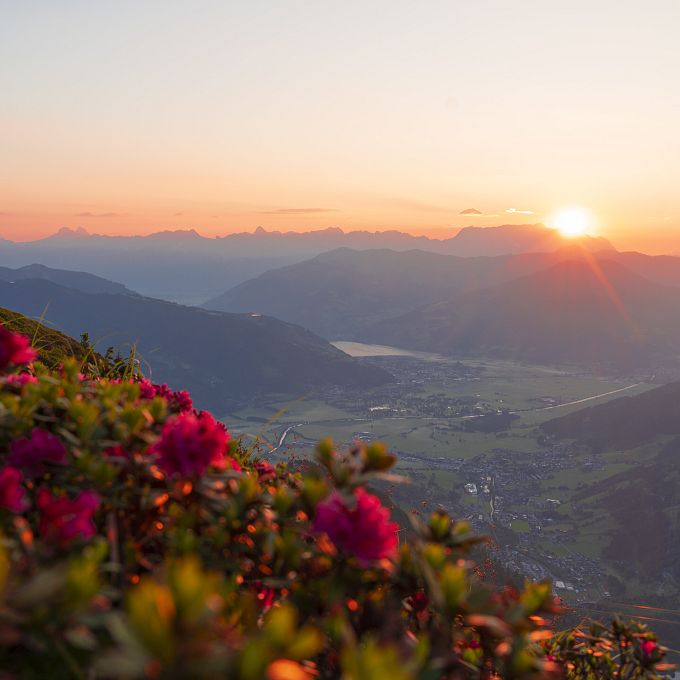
[0,306,88,369]
[538,382,680,586]
[568,436,680,583]
[541,381,680,449]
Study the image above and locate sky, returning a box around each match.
[1,0,679,252]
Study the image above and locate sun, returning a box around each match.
[550,207,593,238]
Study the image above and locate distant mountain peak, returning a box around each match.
[54,227,91,239]
[448,223,615,256]
[251,226,347,237]
[456,222,546,234]
[147,229,203,240]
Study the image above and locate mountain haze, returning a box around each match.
[365,260,680,370]
[205,248,512,338]
[206,246,680,341]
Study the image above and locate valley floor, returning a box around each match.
[222,344,680,647]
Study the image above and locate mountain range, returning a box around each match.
[207,246,680,372]
[365,259,680,371]
[0,277,389,412]
[0,224,613,304]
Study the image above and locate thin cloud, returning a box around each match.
[74,211,119,218]
[506,208,534,215]
[174,212,184,216]
[260,208,339,215]
[459,208,501,217]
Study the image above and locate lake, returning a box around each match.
[332,341,445,362]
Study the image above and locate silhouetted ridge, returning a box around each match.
[365,259,680,370]
[0,279,390,411]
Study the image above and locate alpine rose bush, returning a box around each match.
[0,323,672,679]
[151,410,233,477]
[313,488,399,564]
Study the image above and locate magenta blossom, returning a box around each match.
[9,428,67,477]
[0,325,37,371]
[154,384,194,413]
[4,373,39,388]
[151,382,171,398]
[135,378,158,400]
[37,489,100,546]
[0,467,28,513]
[171,389,194,413]
[151,411,233,477]
[642,640,658,658]
[254,461,276,482]
[135,379,194,412]
[313,488,399,564]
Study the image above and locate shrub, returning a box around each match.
[0,323,672,679]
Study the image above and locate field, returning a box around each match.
[221,345,670,607]
[224,350,654,462]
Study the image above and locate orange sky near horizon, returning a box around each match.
[2,2,679,255]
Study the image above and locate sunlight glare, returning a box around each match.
[551,208,593,238]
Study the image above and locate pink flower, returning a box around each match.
[171,389,194,413]
[216,454,241,472]
[254,461,276,482]
[151,411,232,477]
[0,467,28,513]
[136,380,194,413]
[9,428,67,477]
[4,373,39,388]
[0,325,37,371]
[313,488,399,564]
[152,381,171,399]
[37,489,100,546]
[642,640,658,657]
[136,378,158,400]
